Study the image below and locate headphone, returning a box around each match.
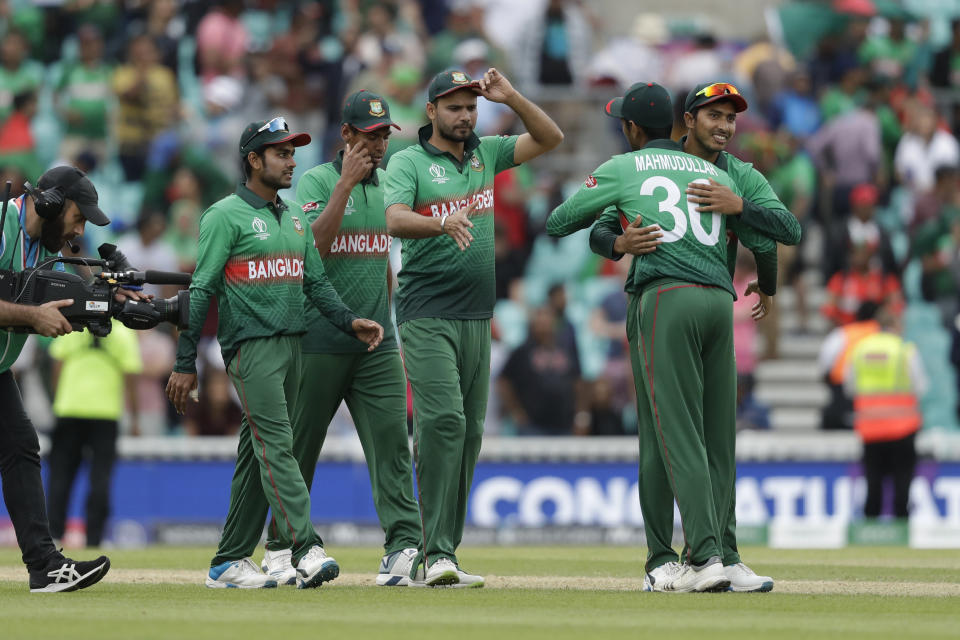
[23,181,66,220]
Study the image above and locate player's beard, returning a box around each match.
[262,168,292,191]
[436,118,473,143]
[40,214,66,253]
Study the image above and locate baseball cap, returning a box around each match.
[684,82,748,114]
[603,82,673,128]
[850,183,879,207]
[37,165,109,226]
[239,116,311,155]
[427,69,481,102]
[342,90,400,132]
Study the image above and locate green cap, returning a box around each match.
[603,82,673,128]
[239,116,311,155]
[342,90,401,132]
[427,69,481,102]
[683,82,748,114]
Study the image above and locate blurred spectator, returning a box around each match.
[667,33,727,95]
[514,0,593,90]
[894,100,960,196]
[821,237,903,327]
[914,202,960,328]
[498,306,586,436]
[734,37,796,116]
[116,209,179,299]
[455,38,514,136]
[427,1,491,77]
[546,282,577,356]
[807,78,884,222]
[911,164,960,233]
[845,307,926,520]
[195,0,249,83]
[733,248,770,430]
[140,0,184,74]
[0,90,40,181]
[588,378,626,436]
[588,263,632,415]
[56,24,112,168]
[112,34,179,182]
[46,321,142,547]
[819,302,881,431]
[858,8,921,84]
[494,221,526,301]
[0,29,41,122]
[931,18,960,88]
[588,12,667,88]
[165,167,203,272]
[382,63,423,160]
[354,1,425,70]
[769,69,822,138]
[823,183,898,280]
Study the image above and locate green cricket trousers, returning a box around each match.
[398,317,490,568]
[212,335,321,567]
[630,280,739,567]
[265,348,421,555]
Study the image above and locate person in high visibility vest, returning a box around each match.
[818,301,882,430]
[844,310,927,519]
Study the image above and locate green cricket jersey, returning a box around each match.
[296,152,397,353]
[383,124,518,324]
[0,195,60,374]
[174,184,359,374]
[547,139,777,298]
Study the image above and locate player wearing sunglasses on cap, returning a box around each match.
[588,82,801,593]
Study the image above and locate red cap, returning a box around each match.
[850,183,878,207]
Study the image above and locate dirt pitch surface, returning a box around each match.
[1,567,955,597]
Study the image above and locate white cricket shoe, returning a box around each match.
[661,557,730,593]
[376,547,420,587]
[295,545,339,589]
[206,558,278,589]
[261,548,297,586]
[642,561,682,592]
[725,562,774,592]
[424,558,459,587]
[452,566,484,589]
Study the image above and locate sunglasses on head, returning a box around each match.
[696,83,741,98]
[242,116,289,149]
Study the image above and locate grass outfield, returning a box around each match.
[1,546,958,639]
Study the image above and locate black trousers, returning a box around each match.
[863,433,917,518]
[46,417,118,547]
[0,371,60,571]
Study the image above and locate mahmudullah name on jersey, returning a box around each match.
[634,153,719,176]
[327,232,393,256]
[419,187,495,218]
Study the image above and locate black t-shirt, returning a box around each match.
[501,338,581,434]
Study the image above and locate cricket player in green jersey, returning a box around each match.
[590,82,796,592]
[166,117,384,590]
[384,68,563,587]
[547,82,779,593]
[256,91,423,587]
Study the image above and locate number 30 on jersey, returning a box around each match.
[638,177,720,246]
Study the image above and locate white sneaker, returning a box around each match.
[661,557,730,593]
[206,558,278,589]
[724,562,774,592]
[452,567,484,589]
[642,561,682,592]
[376,548,420,587]
[424,558,459,587]
[261,548,297,586]
[295,545,339,589]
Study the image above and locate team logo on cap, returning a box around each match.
[584,175,598,188]
[429,163,448,184]
[252,216,270,240]
[369,100,384,117]
[451,71,468,84]
[469,155,484,172]
[291,216,304,235]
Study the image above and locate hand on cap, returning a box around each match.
[477,68,517,104]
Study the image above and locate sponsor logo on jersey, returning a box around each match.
[224,255,304,283]
[252,216,270,240]
[328,232,392,256]
[451,71,468,84]
[429,163,448,184]
[302,201,320,213]
[469,155,484,172]
[369,100,384,116]
[584,175,598,188]
[345,195,356,216]
[420,188,494,218]
[291,216,304,235]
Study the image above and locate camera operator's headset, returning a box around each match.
[23,180,69,221]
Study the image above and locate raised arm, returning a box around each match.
[546,159,621,237]
[476,68,564,164]
[301,145,373,257]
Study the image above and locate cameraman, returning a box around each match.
[0,166,117,592]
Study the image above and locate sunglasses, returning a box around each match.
[696,83,741,99]
[242,116,289,149]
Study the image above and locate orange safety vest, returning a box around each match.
[850,332,922,443]
[829,320,880,385]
